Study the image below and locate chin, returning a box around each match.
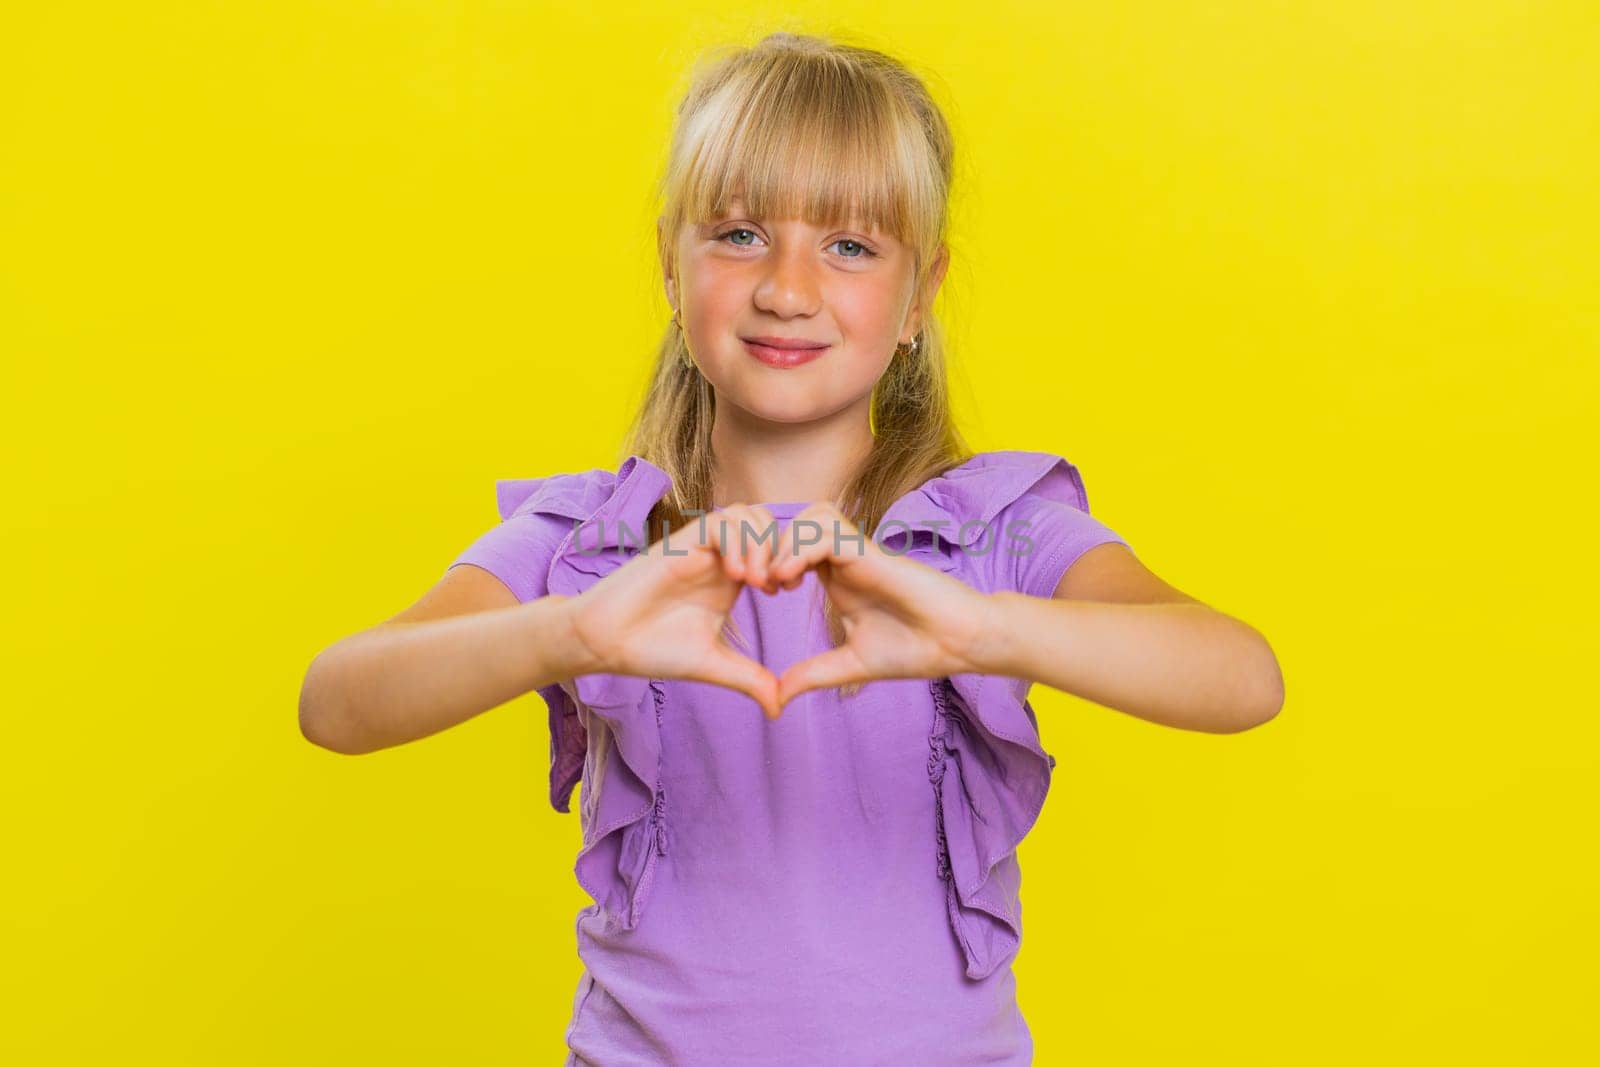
[701,359,874,424]
[725,392,831,424]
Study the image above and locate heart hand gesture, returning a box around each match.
[564,502,999,719]
[563,504,792,718]
[767,502,998,713]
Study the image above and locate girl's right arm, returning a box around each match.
[302,503,792,749]
[298,564,601,755]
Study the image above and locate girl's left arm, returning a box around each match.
[969,543,1284,734]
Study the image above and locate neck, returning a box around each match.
[707,396,875,508]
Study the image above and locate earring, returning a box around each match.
[894,334,922,358]
[672,308,697,370]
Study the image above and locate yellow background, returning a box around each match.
[4,2,1595,1063]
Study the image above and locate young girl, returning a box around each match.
[300,32,1284,1066]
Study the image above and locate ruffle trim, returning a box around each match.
[491,456,675,932]
[881,453,1087,978]
[570,677,670,932]
[488,450,1083,943]
[928,674,1057,980]
[876,449,1097,577]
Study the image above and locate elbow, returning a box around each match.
[1226,638,1285,733]
[298,650,365,755]
[1205,629,1284,734]
[1231,676,1285,733]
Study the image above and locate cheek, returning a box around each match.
[682,264,746,329]
[833,280,906,337]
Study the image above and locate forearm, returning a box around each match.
[974,593,1284,734]
[299,594,599,754]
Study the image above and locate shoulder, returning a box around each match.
[451,455,673,602]
[968,449,1095,515]
[491,468,618,523]
[915,449,1130,598]
[491,454,672,523]
[895,448,1100,538]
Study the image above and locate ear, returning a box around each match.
[657,216,678,309]
[904,243,949,339]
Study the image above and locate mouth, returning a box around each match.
[742,337,831,368]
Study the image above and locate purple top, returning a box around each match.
[449,450,1131,1065]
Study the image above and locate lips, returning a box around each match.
[742,337,831,368]
[742,335,829,350]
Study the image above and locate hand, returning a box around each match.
[769,502,1000,715]
[565,504,798,719]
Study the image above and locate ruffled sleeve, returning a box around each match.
[448,479,579,604]
[882,450,1128,979]
[985,453,1132,599]
[452,455,677,933]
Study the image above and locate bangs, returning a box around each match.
[672,54,938,246]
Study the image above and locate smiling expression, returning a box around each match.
[663,196,945,424]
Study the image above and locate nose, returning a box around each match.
[752,239,822,319]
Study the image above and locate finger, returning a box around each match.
[719,504,776,589]
[777,534,819,591]
[770,504,870,584]
[744,505,777,591]
[769,516,834,585]
[709,507,753,583]
[671,508,731,573]
[700,642,781,719]
[777,646,870,710]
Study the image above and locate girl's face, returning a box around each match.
[663,196,947,425]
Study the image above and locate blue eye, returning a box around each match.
[831,239,876,259]
[713,228,878,259]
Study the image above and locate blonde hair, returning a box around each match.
[622,31,974,689]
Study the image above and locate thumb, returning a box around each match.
[777,647,868,712]
[698,643,781,720]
